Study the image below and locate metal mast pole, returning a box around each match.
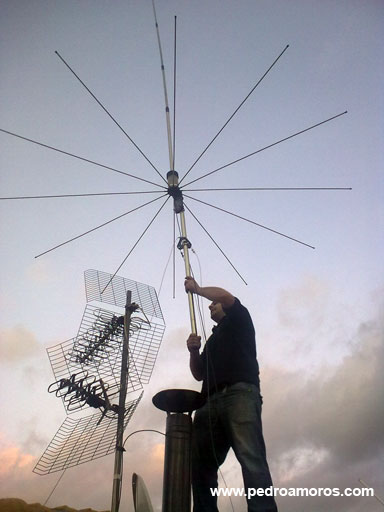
[167,172,197,334]
[111,291,136,512]
[179,209,197,333]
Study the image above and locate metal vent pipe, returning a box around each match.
[162,412,192,512]
[152,389,205,512]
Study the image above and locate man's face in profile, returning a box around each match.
[209,301,226,323]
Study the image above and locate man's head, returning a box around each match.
[209,301,226,323]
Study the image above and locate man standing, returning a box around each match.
[185,276,277,512]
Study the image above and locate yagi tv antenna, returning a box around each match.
[33,269,165,512]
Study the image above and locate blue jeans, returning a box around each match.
[192,382,277,512]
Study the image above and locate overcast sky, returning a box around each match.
[0,1,383,511]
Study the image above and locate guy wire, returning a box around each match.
[43,469,66,506]
[157,240,175,299]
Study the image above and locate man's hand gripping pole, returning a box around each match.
[179,211,197,334]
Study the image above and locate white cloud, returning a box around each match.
[25,259,54,285]
[0,434,35,478]
[276,274,330,329]
[261,274,369,372]
[0,326,39,362]
[275,445,330,483]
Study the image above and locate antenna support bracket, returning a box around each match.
[177,236,191,250]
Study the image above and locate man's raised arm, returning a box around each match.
[184,276,235,309]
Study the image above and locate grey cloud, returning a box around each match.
[261,313,384,511]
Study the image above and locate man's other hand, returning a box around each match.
[187,333,201,353]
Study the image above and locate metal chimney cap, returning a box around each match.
[152,389,205,413]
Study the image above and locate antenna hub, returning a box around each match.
[167,170,184,213]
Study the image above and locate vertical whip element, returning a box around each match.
[152,0,198,333]
[152,0,174,170]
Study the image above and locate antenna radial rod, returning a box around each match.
[184,194,315,249]
[0,128,165,189]
[183,187,352,192]
[182,111,348,188]
[54,51,167,185]
[184,203,247,285]
[152,0,174,170]
[102,196,170,293]
[0,190,165,201]
[179,44,290,186]
[35,194,167,258]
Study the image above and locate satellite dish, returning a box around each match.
[132,473,154,512]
